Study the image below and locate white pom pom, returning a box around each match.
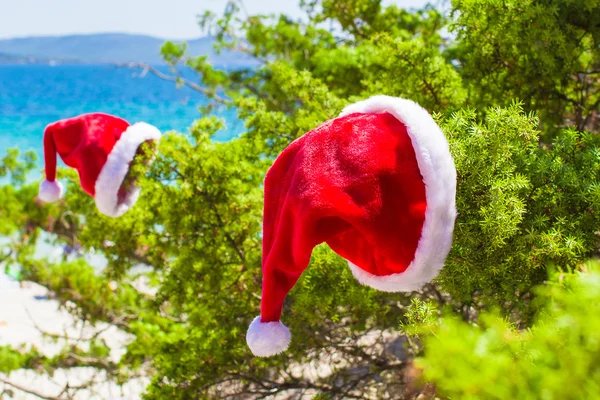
[38,180,64,203]
[246,316,291,357]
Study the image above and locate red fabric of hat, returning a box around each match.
[246,96,457,357]
[38,113,161,217]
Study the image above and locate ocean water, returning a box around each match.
[0,64,242,167]
[0,65,245,277]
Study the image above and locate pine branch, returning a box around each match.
[117,62,229,104]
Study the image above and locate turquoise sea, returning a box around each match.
[0,64,245,278]
[0,64,242,166]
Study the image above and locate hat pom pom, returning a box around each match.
[246,316,291,357]
[38,180,64,203]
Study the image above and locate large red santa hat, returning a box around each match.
[38,113,161,217]
[246,95,457,357]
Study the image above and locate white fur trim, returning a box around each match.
[246,316,291,357]
[340,95,457,292]
[94,122,161,218]
[38,179,64,203]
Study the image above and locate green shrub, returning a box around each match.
[440,105,600,319]
[419,260,600,400]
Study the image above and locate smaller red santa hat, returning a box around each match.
[38,113,161,217]
[246,95,457,357]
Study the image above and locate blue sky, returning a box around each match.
[0,0,432,39]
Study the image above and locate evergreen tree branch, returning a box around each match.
[117,62,229,104]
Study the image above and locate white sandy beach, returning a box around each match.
[0,272,148,399]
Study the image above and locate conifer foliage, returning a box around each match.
[0,0,599,398]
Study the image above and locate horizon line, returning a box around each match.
[0,31,209,42]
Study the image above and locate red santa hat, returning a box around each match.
[246,96,457,357]
[38,113,161,217]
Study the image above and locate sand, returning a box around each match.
[0,273,148,399]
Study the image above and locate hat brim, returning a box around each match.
[94,122,161,218]
[339,96,457,292]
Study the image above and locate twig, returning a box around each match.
[425,283,446,306]
[0,377,61,400]
[172,166,247,264]
[55,371,101,399]
[118,62,229,104]
[24,307,116,344]
[236,0,250,19]
[0,248,13,264]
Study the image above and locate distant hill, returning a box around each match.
[0,51,87,65]
[0,33,255,66]
[0,52,28,63]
